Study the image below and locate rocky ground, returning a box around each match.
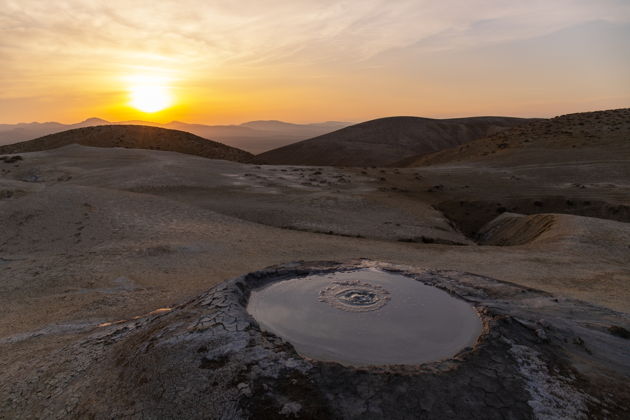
[0,142,629,418]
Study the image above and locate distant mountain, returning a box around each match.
[163,120,349,154]
[399,108,630,167]
[0,118,110,147]
[253,116,531,167]
[80,118,110,125]
[0,125,253,163]
[0,118,350,154]
[240,120,347,132]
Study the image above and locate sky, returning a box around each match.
[1,0,629,124]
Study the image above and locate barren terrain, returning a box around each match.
[255,116,531,166]
[0,119,350,154]
[0,125,253,162]
[0,109,629,418]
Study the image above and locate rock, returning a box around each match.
[279,402,302,417]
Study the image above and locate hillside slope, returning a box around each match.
[254,116,530,166]
[0,125,253,162]
[0,118,349,154]
[401,108,630,167]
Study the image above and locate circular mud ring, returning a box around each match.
[318,279,391,312]
[25,260,626,419]
[247,267,483,366]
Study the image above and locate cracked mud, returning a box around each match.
[1,260,630,419]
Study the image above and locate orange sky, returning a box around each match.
[1,0,629,124]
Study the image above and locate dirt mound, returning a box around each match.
[0,125,253,163]
[254,116,530,166]
[436,198,630,239]
[402,108,630,167]
[477,213,556,246]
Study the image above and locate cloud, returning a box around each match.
[0,0,628,121]
[2,0,629,70]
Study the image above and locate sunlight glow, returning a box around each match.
[129,84,172,113]
[127,73,174,113]
[1,1,628,123]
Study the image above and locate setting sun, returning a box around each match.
[129,84,172,113]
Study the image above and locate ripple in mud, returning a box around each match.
[319,280,390,312]
[247,269,482,366]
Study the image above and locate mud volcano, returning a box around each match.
[248,269,482,365]
[5,260,630,419]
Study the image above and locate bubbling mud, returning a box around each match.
[247,269,482,366]
[319,280,391,312]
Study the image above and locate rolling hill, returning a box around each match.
[253,116,531,166]
[0,125,253,162]
[399,108,630,167]
[0,118,349,154]
[0,118,109,146]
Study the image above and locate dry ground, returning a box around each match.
[0,144,629,418]
[1,144,628,336]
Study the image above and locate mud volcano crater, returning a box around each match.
[247,269,483,366]
[9,260,630,419]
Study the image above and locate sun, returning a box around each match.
[129,84,172,113]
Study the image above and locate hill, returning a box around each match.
[0,118,349,154]
[166,120,348,154]
[2,110,630,419]
[400,108,630,167]
[253,116,530,166]
[0,118,109,146]
[0,125,253,162]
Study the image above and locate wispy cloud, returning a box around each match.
[2,0,628,66]
[0,0,628,121]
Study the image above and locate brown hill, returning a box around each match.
[0,118,350,154]
[400,108,630,167]
[253,116,531,166]
[0,125,253,162]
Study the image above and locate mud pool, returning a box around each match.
[247,268,482,366]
